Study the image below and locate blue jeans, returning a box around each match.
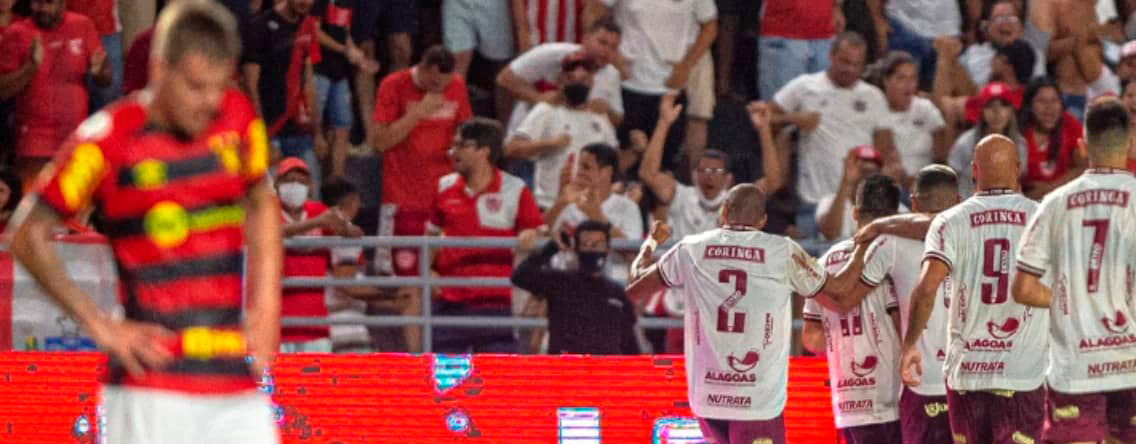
[313,74,353,129]
[90,33,123,111]
[272,135,321,192]
[758,36,832,99]
[887,17,937,89]
[1063,94,1086,123]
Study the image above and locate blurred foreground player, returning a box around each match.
[8,2,282,443]
[1013,98,1136,444]
[627,184,869,444]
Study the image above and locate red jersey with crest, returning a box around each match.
[1017,169,1136,393]
[33,90,269,394]
[924,190,1048,391]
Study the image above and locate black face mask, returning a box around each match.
[563,82,591,107]
[577,251,607,274]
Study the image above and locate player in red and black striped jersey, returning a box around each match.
[8,2,282,442]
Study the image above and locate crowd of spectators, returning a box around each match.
[4,0,1136,355]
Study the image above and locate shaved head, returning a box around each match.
[720,184,767,228]
[912,164,960,213]
[973,134,1021,192]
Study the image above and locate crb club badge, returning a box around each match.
[484,195,502,213]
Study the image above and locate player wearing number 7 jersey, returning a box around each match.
[627,184,869,444]
[1013,99,1136,444]
[901,136,1048,444]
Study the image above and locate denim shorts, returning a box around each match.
[314,74,353,129]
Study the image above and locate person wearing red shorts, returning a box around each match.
[8,2,282,442]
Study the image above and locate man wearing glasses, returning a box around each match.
[957,1,1043,87]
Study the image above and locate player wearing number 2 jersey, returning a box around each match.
[628,184,869,444]
[828,166,961,444]
[901,137,1047,444]
[1013,99,1136,444]
[802,175,904,444]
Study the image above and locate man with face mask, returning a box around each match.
[276,157,362,353]
[505,52,618,210]
[511,220,639,355]
[0,0,109,184]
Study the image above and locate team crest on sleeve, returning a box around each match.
[245,119,269,177]
[59,143,107,211]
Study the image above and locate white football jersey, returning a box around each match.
[1017,170,1136,394]
[804,240,902,429]
[924,190,1048,392]
[861,234,949,396]
[658,228,828,420]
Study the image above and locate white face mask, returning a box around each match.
[698,190,727,212]
[277,182,309,209]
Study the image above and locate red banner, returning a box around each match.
[0,353,837,443]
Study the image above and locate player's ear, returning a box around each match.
[756,214,767,230]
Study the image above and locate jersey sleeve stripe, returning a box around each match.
[1016,262,1046,277]
[658,266,676,288]
[802,274,827,298]
[924,252,953,271]
[859,274,882,288]
[802,313,822,321]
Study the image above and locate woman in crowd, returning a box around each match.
[950,82,1028,197]
[872,51,950,190]
[1018,77,1085,200]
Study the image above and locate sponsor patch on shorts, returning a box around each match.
[1011,431,1034,444]
[953,433,967,443]
[1052,405,1080,421]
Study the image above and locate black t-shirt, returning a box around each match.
[511,243,640,355]
[244,9,305,136]
[313,0,352,80]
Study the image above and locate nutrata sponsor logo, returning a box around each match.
[850,355,878,377]
[705,370,756,385]
[1066,189,1130,209]
[960,361,1006,374]
[1079,334,1136,352]
[987,316,1021,340]
[837,399,874,412]
[706,394,752,408]
[704,245,765,263]
[967,338,1014,352]
[1087,358,1136,377]
[969,210,1026,227]
[1102,310,1129,334]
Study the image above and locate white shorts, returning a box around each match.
[101,386,279,444]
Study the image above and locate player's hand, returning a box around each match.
[853,220,883,245]
[409,93,445,119]
[658,92,684,126]
[900,345,923,387]
[90,318,175,378]
[797,112,821,133]
[30,37,44,68]
[558,153,576,190]
[747,101,773,134]
[629,129,649,153]
[842,150,863,187]
[650,220,671,245]
[90,48,107,75]
[665,62,692,90]
[577,188,605,220]
[517,228,540,252]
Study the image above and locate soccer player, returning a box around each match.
[627,183,868,444]
[8,2,281,442]
[825,164,963,444]
[1013,98,1136,444]
[901,135,1048,444]
[802,175,904,444]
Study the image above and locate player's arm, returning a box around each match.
[638,94,682,204]
[747,101,786,193]
[242,178,283,374]
[1011,270,1051,308]
[854,212,934,244]
[9,199,173,376]
[496,67,551,104]
[899,257,951,386]
[872,128,904,182]
[815,243,871,303]
[631,221,671,282]
[801,320,826,355]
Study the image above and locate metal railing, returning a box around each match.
[281,236,832,353]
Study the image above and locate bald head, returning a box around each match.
[973,134,1021,191]
[721,184,767,227]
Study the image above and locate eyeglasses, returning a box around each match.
[990,16,1020,25]
[696,167,728,175]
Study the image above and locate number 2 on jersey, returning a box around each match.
[1083,219,1109,293]
[717,270,746,333]
[981,238,1011,304]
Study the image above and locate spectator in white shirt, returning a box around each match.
[871,51,949,187]
[771,31,900,239]
[958,1,1044,86]
[590,0,719,180]
[505,52,619,209]
[497,18,624,131]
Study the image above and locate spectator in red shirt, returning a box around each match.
[0,0,109,185]
[1019,77,1086,199]
[66,0,121,110]
[427,117,543,354]
[277,156,363,353]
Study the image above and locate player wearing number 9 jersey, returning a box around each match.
[1013,98,1136,444]
[628,184,871,444]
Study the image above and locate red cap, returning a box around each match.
[277,157,310,177]
[965,82,1022,124]
[851,145,883,165]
